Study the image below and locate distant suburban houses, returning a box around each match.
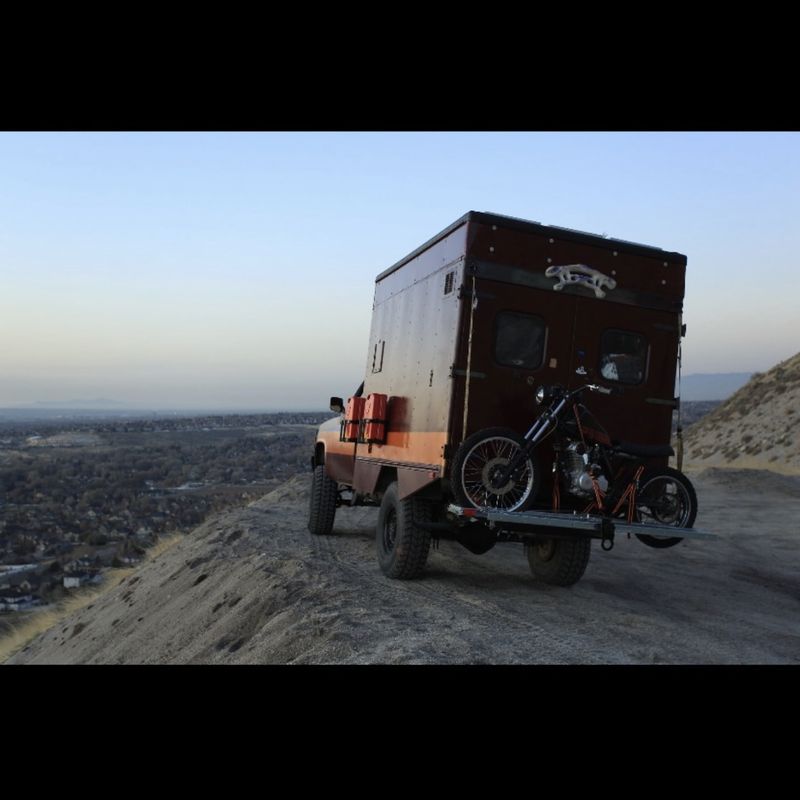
[0,589,42,612]
[1,411,327,613]
[63,572,103,589]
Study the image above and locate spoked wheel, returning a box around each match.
[634,467,698,549]
[451,427,540,511]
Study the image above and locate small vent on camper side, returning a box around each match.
[444,271,455,295]
[372,340,385,374]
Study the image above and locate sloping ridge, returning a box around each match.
[684,351,800,472]
[8,466,800,664]
[8,472,625,665]
[7,475,378,664]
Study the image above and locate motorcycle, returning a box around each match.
[450,383,697,549]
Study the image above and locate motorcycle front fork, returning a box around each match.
[491,440,538,490]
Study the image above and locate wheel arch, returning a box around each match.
[374,466,398,498]
[312,441,326,469]
[373,467,445,504]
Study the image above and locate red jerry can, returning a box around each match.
[362,393,387,443]
[343,396,365,442]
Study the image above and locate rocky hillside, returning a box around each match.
[683,352,800,472]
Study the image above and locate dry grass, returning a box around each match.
[683,351,800,472]
[0,533,183,664]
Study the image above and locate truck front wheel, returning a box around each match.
[376,482,432,579]
[526,535,591,587]
[308,464,338,536]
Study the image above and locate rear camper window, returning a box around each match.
[494,311,546,370]
[599,329,648,384]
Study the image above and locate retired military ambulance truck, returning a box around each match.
[309,211,712,587]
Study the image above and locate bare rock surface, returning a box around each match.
[8,468,800,664]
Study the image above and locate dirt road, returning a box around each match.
[7,467,800,664]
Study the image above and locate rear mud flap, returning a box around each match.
[455,525,496,555]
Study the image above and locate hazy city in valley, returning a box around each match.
[0,410,329,622]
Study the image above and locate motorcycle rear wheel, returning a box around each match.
[634,467,697,549]
[451,427,540,512]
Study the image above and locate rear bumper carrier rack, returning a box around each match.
[446,504,716,542]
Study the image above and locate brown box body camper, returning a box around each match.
[310,211,703,586]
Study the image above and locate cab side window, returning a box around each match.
[494,311,546,370]
[599,329,648,384]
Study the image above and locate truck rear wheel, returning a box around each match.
[308,464,338,536]
[376,482,432,579]
[526,535,591,587]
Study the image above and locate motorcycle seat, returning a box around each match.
[612,440,675,458]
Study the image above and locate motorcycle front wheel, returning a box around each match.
[634,467,698,549]
[450,427,540,512]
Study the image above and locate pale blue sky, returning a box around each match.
[1,132,798,409]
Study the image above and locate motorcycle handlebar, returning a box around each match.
[537,383,625,404]
[579,383,625,397]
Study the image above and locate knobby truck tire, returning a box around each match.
[308,464,338,536]
[526,535,591,587]
[376,482,432,579]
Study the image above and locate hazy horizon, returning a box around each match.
[0,397,332,412]
[3,132,799,408]
[0,370,755,412]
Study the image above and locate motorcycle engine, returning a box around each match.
[562,443,608,498]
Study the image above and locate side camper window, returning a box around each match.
[494,311,546,370]
[599,329,648,385]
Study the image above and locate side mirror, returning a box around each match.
[330,397,344,413]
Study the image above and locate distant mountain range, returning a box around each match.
[0,406,327,423]
[28,398,125,408]
[0,374,752,421]
[0,407,154,422]
[679,373,752,401]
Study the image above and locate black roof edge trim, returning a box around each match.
[376,211,687,283]
[376,212,472,283]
